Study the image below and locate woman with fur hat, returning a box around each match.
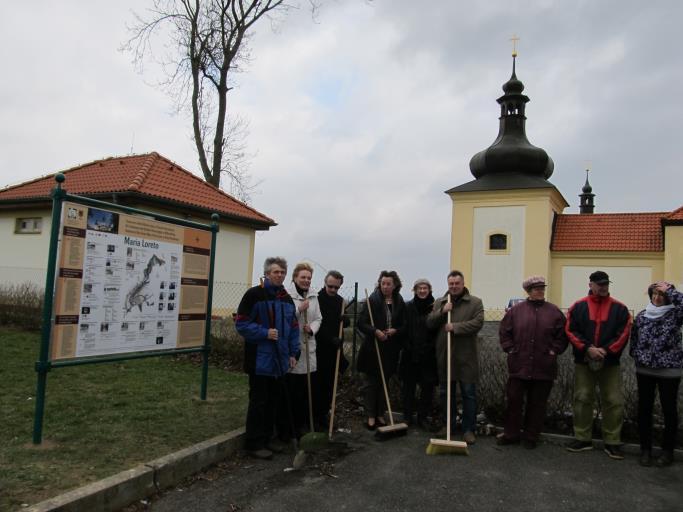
[630,281,683,467]
[400,278,438,430]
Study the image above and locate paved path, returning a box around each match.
[141,428,683,512]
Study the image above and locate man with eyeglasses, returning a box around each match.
[314,270,350,427]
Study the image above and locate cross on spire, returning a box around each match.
[510,34,520,57]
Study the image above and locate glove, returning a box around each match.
[331,337,342,350]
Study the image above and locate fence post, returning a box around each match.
[33,174,66,444]
[200,213,220,400]
[352,281,358,376]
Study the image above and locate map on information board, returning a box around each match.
[50,201,212,360]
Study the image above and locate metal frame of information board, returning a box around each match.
[33,174,219,444]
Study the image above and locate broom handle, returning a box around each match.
[446,294,452,442]
[365,289,395,426]
[328,299,345,440]
[303,308,314,432]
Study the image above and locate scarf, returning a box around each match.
[644,302,674,320]
[413,293,435,314]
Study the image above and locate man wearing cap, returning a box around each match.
[498,276,568,448]
[565,270,632,459]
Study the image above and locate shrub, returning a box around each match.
[0,282,44,330]
[210,315,244,370]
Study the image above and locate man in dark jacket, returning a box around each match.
[235,257,299,460]
[314,270,349,427]
[565,270,632,459]
[498,276,568,448]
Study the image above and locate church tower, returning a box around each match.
[447,52,568,308]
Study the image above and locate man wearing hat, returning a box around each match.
[497,276,568,448]
[565,270,632,459]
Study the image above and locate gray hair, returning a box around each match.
[263,256,287,275]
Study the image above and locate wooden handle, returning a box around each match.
[365,288,394,426]
[328,299,345,439]
[446,294,452,441]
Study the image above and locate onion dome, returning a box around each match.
[469,55,554,181]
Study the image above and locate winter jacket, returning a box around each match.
[399,296,438,382]
[287,283,322,375]
[427,289,484,384]
[630,287,683,370]
[315,289,350,368]
[499,299,568,380]
[356,288,406,378]
[235,279,299,377]
[565,294,632,366]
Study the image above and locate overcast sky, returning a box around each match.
[1,1,681,299]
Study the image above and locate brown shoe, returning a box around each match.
[463,431,476,445]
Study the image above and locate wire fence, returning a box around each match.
[2,276,680,439]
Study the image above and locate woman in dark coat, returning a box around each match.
[357,270,406,429]
[400,278,437,429]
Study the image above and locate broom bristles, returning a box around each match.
[426,438,469,455]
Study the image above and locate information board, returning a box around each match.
[50,202,212,360]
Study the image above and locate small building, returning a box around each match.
[447,57,683,313]
[0,152,276,312]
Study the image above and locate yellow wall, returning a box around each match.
[449,187,567,283]
[549,252,664,311]
[664,225,683,287]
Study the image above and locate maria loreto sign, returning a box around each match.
[50,201,212,360]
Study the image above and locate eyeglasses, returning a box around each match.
[326,284,340,290]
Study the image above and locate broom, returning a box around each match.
[364,288,408,440]
[426,294,468,455]
[298,304,329,452]
[328,299,346,440]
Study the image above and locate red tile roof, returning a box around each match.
[0,152,275,228]
[552,213,666,252]
[664,206,683,221]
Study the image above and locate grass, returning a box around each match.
[0,327,248,511]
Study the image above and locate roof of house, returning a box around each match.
[664,206,683,222]
[0,152,275,228]
[551,212,667,252]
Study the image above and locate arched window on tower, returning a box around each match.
[489,233,508,251]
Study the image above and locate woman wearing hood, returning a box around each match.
[357,270,407,430]
[400,278,438,430]
[286,262,322,436]
[630,281,683,467]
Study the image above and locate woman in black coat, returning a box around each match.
[357,270,406,429]
[400,278,437,429]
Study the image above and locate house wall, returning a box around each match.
[450,187,567,309]
[664,225,683,288]
[549,252,664,313]
[0,209,51,286]
[0,204,258,311]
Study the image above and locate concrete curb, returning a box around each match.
[25,427,245,512]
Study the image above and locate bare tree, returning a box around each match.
[124,0,303,201]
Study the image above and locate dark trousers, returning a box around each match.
[636,373,681,452]
[245,374,284,451]
[284,372,317,437]
[401,362,435,422]
[503,377,553,442]
[362,373,387,419]
[315,348,336,425]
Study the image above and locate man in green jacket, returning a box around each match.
[427,270,484,445]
